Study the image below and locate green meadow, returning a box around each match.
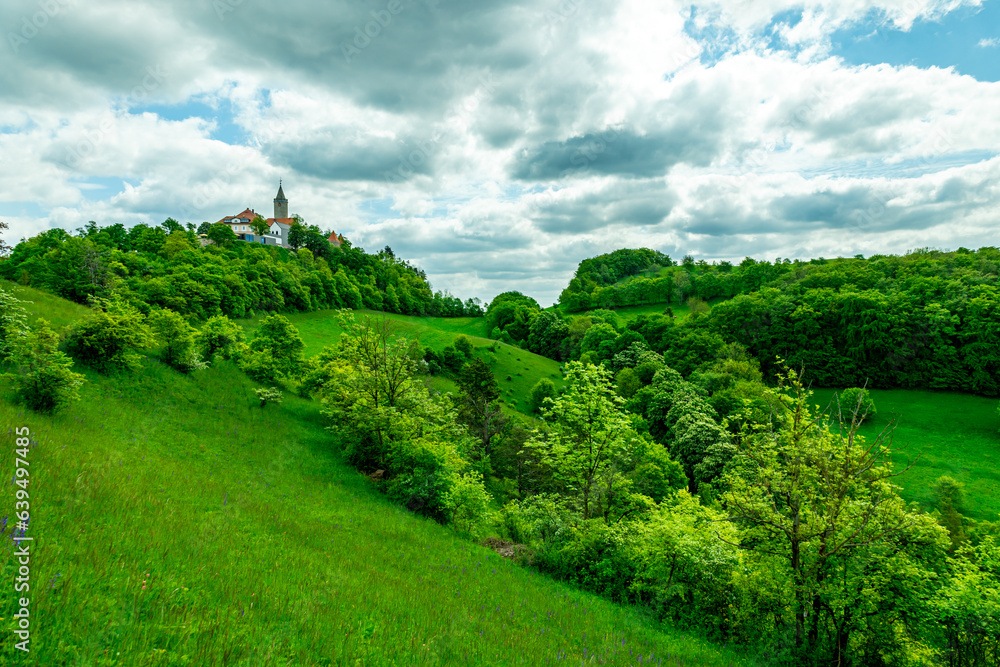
[0,353,748,666]
[1,280,92,330]
[812,387,1000,522]
[238,310,565,416]
[3,286,998,665]
[239,305,1000,523]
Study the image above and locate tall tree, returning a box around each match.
[525,361,638,521]
[454,357,507,466]
[721,367,947,663]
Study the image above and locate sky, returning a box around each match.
[1,0,998,306]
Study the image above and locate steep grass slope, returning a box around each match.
[0,300,748,666]
[1,279,91,330]
[239,310,565,415]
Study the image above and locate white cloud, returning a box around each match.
[979,37,1000,47]
[0,0,997,305]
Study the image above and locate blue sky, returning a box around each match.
[832,2,1000,81]
[1,0,998,304]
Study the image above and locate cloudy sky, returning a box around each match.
[1,0,998,305]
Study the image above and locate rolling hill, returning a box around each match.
[0,288,749,666]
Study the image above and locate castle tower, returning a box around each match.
[273,181,288,219]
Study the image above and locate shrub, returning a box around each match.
[8,320,85,413]
[439,345,465,373]
[150,309,204,372]
[242,314,304,382]
[0,285,28,362]
[255,386,284,408]
[66,296,153,373]
[443,471,495,539]
[838,387,876,422]
[454,335,473,359]
[528,378,557,414]
[197,315,244,361]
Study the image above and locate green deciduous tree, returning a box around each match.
[251,214,270,237]
[242,314,305,383]
[722,367,948,663]
[0,284,29,361]
[836,386,877,423]
[161,230,197,260]
[443,470,495,539]
[932,536,1000,665]
[454,357,507,468]
[528,377,557,415]
[321,312,484,521]
[7,320,85,413]
[287,221,306,250]
[453,334,473,359]
[525,362,639,522]
[528,310,570,360]
[206,222,237,248]
[196,315,244,361]
[150,309,203,372]
[932,475,969,552]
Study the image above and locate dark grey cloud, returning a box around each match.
[512,79,732,180]
[528,180,676,233]
[266,131,432,182]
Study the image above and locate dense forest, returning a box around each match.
[2,225,999,666]
[483,247,1000,396]
[0,219,483,319]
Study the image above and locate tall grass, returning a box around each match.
[0,355,750,666]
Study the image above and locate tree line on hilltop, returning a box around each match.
[0,219,483,320]
[487,246,1000,397]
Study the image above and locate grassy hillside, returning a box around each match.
[238,310,564,416]
[1,279,92,330]
[812,388,1000,521]
[239,308,1000,520]
[0,326,749,665]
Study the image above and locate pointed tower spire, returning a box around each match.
[274,180,288,219]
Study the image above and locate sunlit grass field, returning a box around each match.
[0,355,750,666]
[0,280,91,330]
[811,388,1000,521]
[238,310,564,416]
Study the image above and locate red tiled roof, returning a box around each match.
[266,218,297,225]
[216,208,258,225]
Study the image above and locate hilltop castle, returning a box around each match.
[212,183,343,248]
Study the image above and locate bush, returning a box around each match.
[242,315,304,382]
[440,345,465,373]
[838,387,876,422]
[528,378,557,414]
[150,309,204,372]
[7,320,85,413]
[0,285,28,362]
[197,315,243,361]
[454,335,473,359]
[443,471,495,539]
[66,297,153,373]
[255,386,284,408]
